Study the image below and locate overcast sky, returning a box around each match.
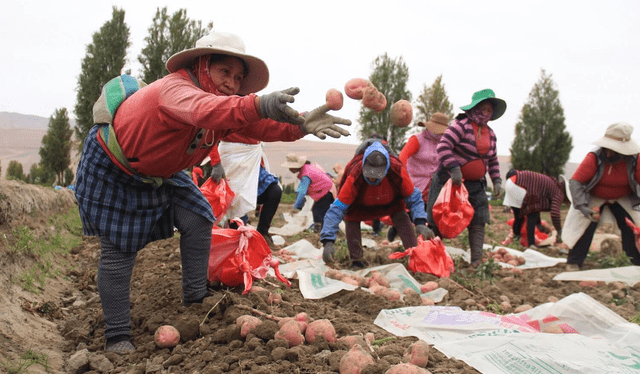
[2,0,639,163]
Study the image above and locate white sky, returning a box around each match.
[2,0,640,163]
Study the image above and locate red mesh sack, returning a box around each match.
[200,178,235,222]
[389,236,454,277]
[208,219,290,294]
[431,179,474,239]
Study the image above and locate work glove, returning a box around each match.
[578,206,599,222]
[258,87,305,125]
[415,224,435,240]
[210,163,225,183]
[492,179,502,198]
[322,241,336,263]
[301,104,352,139]
[450,166,462,186]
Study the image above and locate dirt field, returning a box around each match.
[1,179,639,374]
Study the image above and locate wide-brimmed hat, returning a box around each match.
[592,122,640,156]
[419,112,450,134]
[281,153,307,169]
[460,88,507,120]
[166,31,269,95]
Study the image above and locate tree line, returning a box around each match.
[5,6,572,185]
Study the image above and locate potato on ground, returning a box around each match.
[154,325,181,348]
[305,319,337,343]
[275,320,306,347]
[339,344,375,374]
[338,335,367,349]
[403,340,430,367]
[236,315,262,338]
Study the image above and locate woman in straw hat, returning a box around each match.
[387,113,450,242]
[425,89,506,266]
[74,30,351,353]
[282,153,337,233]
[563,122,640,270]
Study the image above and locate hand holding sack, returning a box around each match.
[388,236,455,277]
[208,219,290,294]
[431,179,474,239]
[200,177,235,222]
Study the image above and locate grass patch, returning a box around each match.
[9,208,83,294]
[280,192,297,205]
[1,349,49,374]
[588,251,632,269]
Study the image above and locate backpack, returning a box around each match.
[93,74,147,125]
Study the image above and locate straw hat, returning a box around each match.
[281,153,307,169]
[165,31,269,95]
[592,122,640,156]
[418,112,450,135]
[460,88,507,120]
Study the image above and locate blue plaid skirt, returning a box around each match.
[75,126,214,252]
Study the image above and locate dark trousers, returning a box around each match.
[256,182,282,236]
[511,209,541,247]
[567,202,640,266]
[312,192,334,225]
[345,209,416,260]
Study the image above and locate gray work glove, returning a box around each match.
[450,166,462,186]
[258,87,305,125]
[578,206,599,222]
[322,241,336,263]
[301,104,352,140]
[210,163,225,183]
[492,179,502,197]
[415,224,435,240]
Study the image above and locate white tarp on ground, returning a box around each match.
[446,244,567,268]
[374,292,640,374]
[553,266,640,286]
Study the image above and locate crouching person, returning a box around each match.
[320,140,434,268]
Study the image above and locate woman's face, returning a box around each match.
[476,101,494,118]
[208,56,245,96]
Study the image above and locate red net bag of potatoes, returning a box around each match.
[200,177,235,222]
[431,179,474,239]
[389,236,454,277]
[208,219,290,294]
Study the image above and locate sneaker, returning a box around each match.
[565,263,580,272]
[351,260,368,269]
[386,226,397,242]
[105,339,135,354]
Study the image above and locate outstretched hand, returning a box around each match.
[302,104,352,140]
[258,87,305,125]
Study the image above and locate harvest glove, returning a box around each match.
[578,206,599,222]
[258,87,305,125]
[492,179,502,197]
[322,241,336,263]
[210,163,225,183]
[415,224,435,240]
[302,104,352,139]
[450,166,462,186]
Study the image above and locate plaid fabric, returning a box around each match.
[75,126,214,252]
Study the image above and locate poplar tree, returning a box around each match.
[6,161,25,181]
[510,69,572,177]
[414,75,454,126]
[74,7,130,151]
[358,53,411,153]
[138,7,211,83]
[40,108,73,185]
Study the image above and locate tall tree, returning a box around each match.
[414,75,454,128]
[74,7,130,151]
[510,69,572,177]
[40,108,73,185]
[138,7,211,83]
[28,163,55,185]
[6,161,25,181]
[358,53,411,153]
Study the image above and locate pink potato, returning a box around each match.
[338,335,367,349]
[384,289,402,301]
[361,88,387,112]
[268,292,283,304]
[154,325,181,348]
[403,340,430,367]
[326,88,344,110]
[339,344,375,374]
[384,363,431,374]
[295,312,310,333]
[421,297,435,306]
[325,269,345,280]
[236,315,261,338]
[274,320,306,347]
[305,319,337,343]
[420,281,439,293]
[344,78,372,100]
[370,271,390,288]
[390,100,413,127]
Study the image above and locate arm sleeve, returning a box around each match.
[437,124,463,170]
[293,176,311,209]
[550,189,564,232]
[319,198,349,243]
[399,136,420,166]
[404,187,427,224]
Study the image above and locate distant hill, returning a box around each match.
[0,111,578,182]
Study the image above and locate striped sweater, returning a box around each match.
[437,116,500,181]
[512,170,565,232]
